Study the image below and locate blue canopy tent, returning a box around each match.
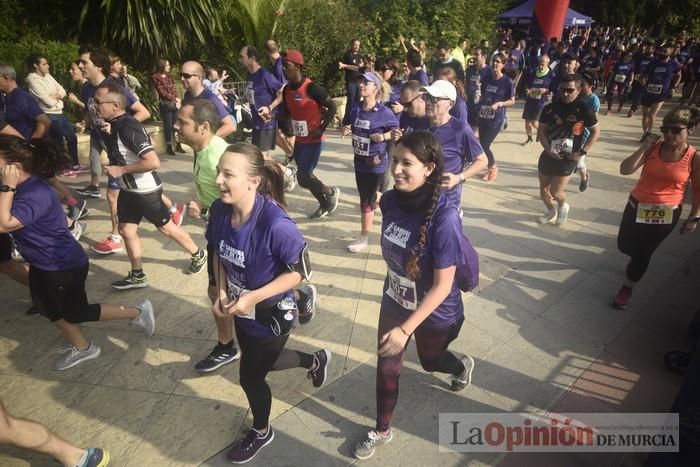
[498,0,594,27]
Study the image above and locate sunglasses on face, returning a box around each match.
[180,73,196,79]
[424,94,450,104]
[399,95,421,107]
[660,126,687,135]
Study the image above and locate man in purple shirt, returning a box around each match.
[181,60,237,138]
[240,45,284,158]
[422,80,487,208]
[406,49,430,86]
[391,80,430,140]
[0,64,51,139]
[264,39,294,158]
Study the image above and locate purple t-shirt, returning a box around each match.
[350,102,399,174]
[449,96,469,125]
[271,57,286,84]
[3,87,44,139]
[479,74,513,128]
[183,87,230,120]
[610,61,635,86]
[82,77,137,139]
[399,113,430,134]
[430,117,483,206]
[205,193,304,337]
[409,69,430,86]
[10,176,87,271]
[379,190,464,328]
[246,68,283,130]
[643,59,682,97]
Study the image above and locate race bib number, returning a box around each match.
[352,134,370,157]
[551,138,574,156]
[635,203,674,224]
[227,279,255,319]
[646,84,663,94]
[386,269,417,311]
[291,119,308,137]
[246,87,255,107]
[614,74,627,83]
[528,89,543,100]
[479,105,496,119]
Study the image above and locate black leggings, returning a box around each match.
[617,197,682,283]
[235,322,314,430]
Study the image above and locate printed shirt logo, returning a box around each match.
[218,240,245,268]
[486,84,499,94]
[383,221,411,248]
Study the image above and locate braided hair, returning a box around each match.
[398,131,445,281]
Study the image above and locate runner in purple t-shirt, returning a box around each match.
[264,39,295,159]
[0,135,155,371]
[639,45,682,141]
[205,142,331,463]
[352,131,476,460]
[343,72,399,253]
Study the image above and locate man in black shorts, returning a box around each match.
[537,74,600,226]
[94,82,208,289]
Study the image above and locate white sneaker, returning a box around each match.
[538,208,557,224]
[556,203,570,226]
[347,235,368,253]
[131,300,155,337]
[70,222,85,241]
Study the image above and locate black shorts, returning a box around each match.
[252,128,277,151]
[207,242,216,287]
[355,171,383,212]
[522,106,543,121]
[277,118,294,138]
[641,94,665,108]
[29,263,101,323]
[537,152,579,177]
[0,233,12,262]
[117,188,171,227]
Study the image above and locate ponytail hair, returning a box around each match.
[0,135,71,178]
[224,142,287,210]
[397,131,445,281]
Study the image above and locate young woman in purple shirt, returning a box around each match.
[343,72,399,253]
[0,136,155,371]
[353,131,476,460]
[205,142,331,463]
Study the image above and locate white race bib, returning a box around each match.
[479,105,496,119]
[386,270,418,311]
[614,74,627,83]
[351,134,370,157]
[528,89,543,100]
[227,279,255,319]
[635,203,675,224]
[551,137,574,156]
[291,119,308,137]
[646,84,663,94]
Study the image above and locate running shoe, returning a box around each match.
[69,222,85,241]
[639,131,652,142]
[451,355,475,391]
[194,343,240,372]
[82,447,110,467]
[308,349,331,388]
[296,284,317,324]
[309,205,330,219]
[486,165,499,182]
[353,429,393,460]
[348,235,368,253]
[185,249,207,275]
[166,144,176,156]
[131,299,155,337]
[283,166,297,193]
[327,187,340,214]
[611,286,632,310]
[111,271,148,290]
[227,427,275,464]
[538,208,557,224]
[556,203,570,226]
[68,199,88,222]
[76,185,101,198]
[627,110,634,118]
[92,236,123,255]
[175,143,186,153]
[522,137,533,146]
[72,164,91,173]
[170,202,185,227]
[579,171,590,192]
[60,169,77,178]
[53,342,101,371]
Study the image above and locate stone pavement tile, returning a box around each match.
[135,293,216,340]
[0,373,19,396]
[463,292,541,343]
[0,317,61,375]
[55,385,169,464]
[98,333,204,393]
[125,395,248,467]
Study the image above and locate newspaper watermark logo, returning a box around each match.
[439,413,679,452]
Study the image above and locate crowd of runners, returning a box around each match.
[0,22,699,466]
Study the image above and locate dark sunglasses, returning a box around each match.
[660,126,687,134]
[424,94,450,104]
[180,72,196,79]
[560,87,577,94]
[399,95,421,107]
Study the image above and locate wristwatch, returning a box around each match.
[0,185,17,193]
[580,149,588,156]
[459,173,466,183]
[688,216,700,223]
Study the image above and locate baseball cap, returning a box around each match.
[419,80,456,101]
[358,71,381,86]
[282,49,304,66]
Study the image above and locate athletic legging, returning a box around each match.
[629,81,644,112]
[235,322,314,430]
[376,309,464,433]
[478,124,502,168]
[617,197,682,282]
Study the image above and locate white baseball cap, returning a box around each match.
[419,80,457,102]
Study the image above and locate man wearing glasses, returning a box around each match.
[537,74,600,226]
[392,80,430,138]
[181,60,237,138]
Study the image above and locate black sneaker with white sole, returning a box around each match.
[308,349,331,387]
[195,343,240,372]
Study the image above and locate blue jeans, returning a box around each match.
[159,103,177,145]
[48,113,79,166]
[342,81,360,125]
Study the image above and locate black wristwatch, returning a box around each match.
[580,149,588,156]
[0,185,17,193]
[688,216,700,223]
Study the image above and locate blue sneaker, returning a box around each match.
[82,447,110,466]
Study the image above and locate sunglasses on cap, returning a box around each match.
[424,94,450,104]
[660,126,687,135]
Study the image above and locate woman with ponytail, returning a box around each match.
[353,131,476,460]
[0,135,155,371]
[205,142,331,463]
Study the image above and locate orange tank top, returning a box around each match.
[630,142,696,206]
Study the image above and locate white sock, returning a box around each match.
[109,234,122,243]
